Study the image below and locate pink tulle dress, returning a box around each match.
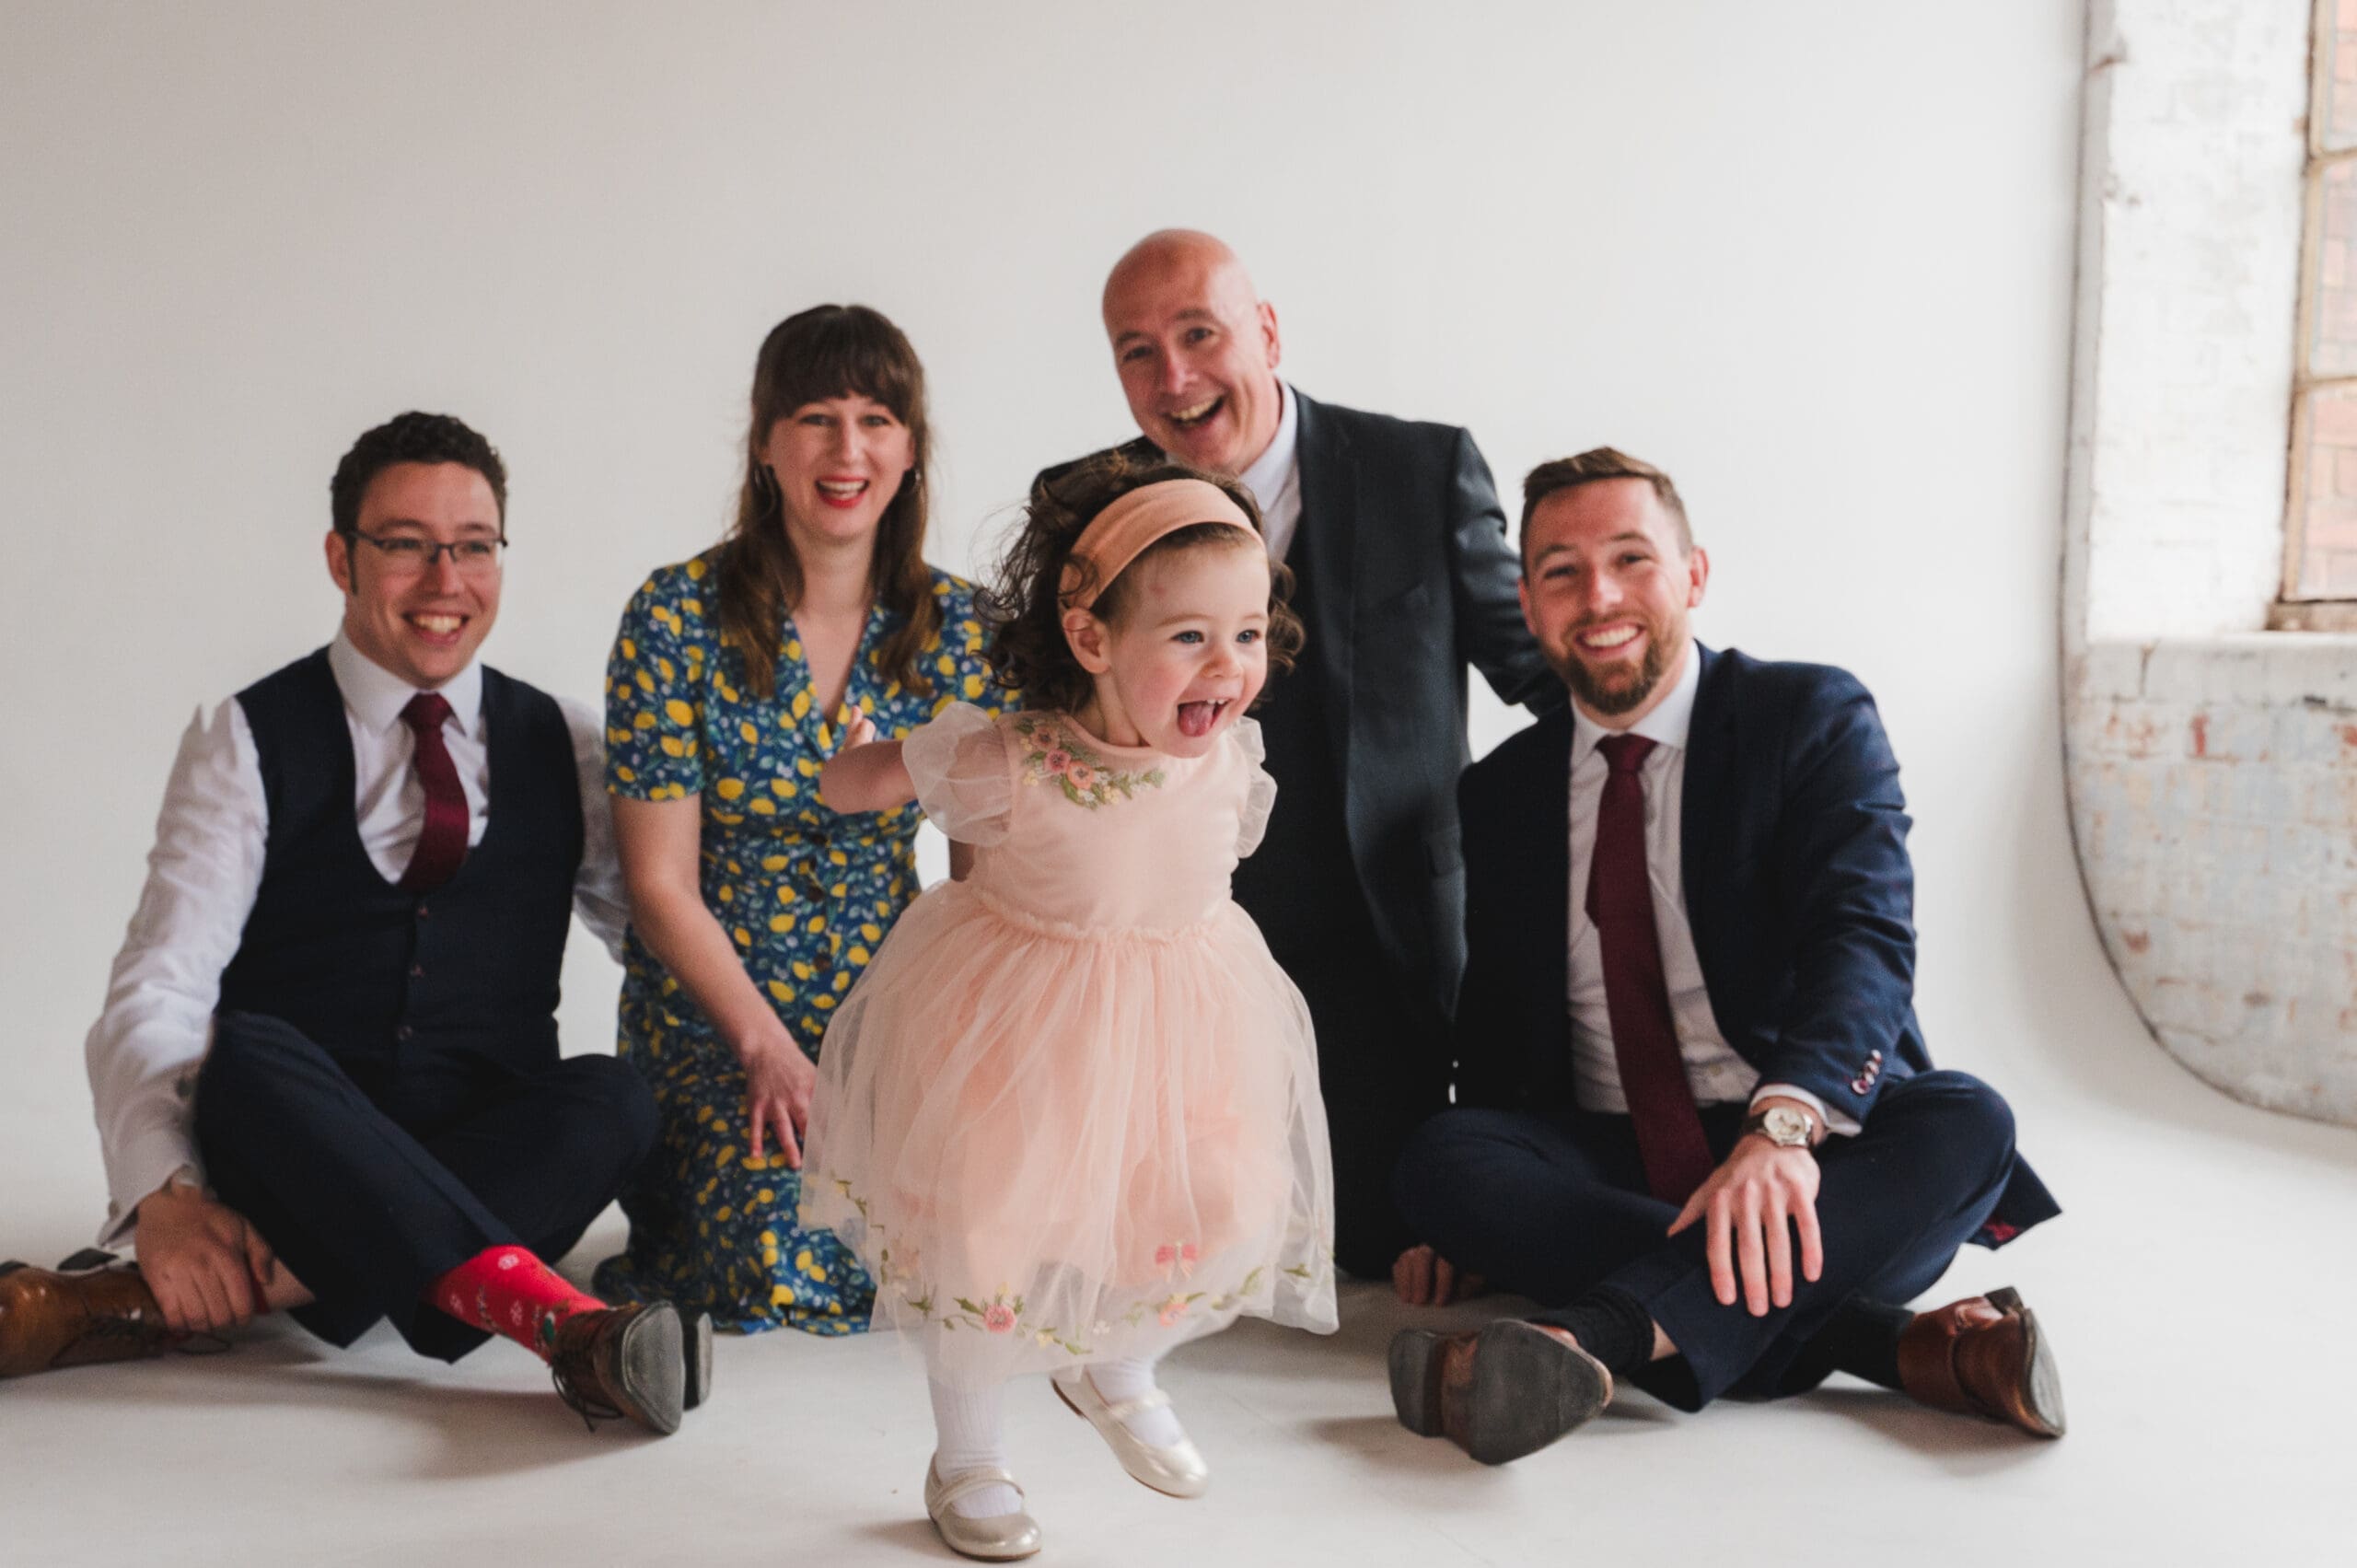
[801,703,1336,1387]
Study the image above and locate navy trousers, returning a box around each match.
[192,1011,657,1363]
[1393,1069,2017,1410]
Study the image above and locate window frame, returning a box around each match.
[2279,0,2357,629]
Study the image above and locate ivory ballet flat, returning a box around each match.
[1050,1367,1211,1499]
[923,1459,1042,1562]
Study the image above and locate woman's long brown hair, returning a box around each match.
[714,304,941,700]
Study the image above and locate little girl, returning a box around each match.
[805,457,1335,1560]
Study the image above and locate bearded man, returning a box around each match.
[1385,447,2063,1463]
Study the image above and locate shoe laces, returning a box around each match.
[549,1353,620,1432]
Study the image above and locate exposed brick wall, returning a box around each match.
[2069,639,2357,1121]
[2065,3,2357,1129]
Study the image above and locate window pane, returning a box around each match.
[2326,0,2357,152]
[2293,385,2357,598]
[2312,160,2357,376]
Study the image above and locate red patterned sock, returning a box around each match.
[424,1246,605,1362]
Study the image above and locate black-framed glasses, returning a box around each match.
[352,532,508,575]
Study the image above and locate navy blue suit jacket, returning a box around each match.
[1452,644,2057,1243]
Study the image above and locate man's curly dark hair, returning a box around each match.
[981,451,1306,716]
[329,412,507,539]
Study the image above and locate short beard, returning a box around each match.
[1555,626,1677,717]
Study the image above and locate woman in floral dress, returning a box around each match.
[595,304,1003,1331]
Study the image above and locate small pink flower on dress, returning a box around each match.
[1157,1296,1189,1327]
[1066,761,1097,790]
[1043,747,1073,775]
[982,1303,1017,1333]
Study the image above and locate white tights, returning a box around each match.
[928,1350,1182,1518]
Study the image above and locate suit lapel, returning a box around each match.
[1532,706,1575,1054]
[1290,389,1358,781]
[1679,642,1736,990]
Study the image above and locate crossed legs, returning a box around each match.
[1390,1071,2061,1454]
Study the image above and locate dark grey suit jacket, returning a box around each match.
[1037,388,1561,1023]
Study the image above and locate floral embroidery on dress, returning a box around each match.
[1012,713,1165,808]
[822,1174,1329,1360]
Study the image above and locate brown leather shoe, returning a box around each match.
[0,1257,180,1378]
[1389,1320,1614,1465]
[1897,1286,2065,1438]
[549,1301,686,1436]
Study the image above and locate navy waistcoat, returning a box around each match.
[217,647,584,1072]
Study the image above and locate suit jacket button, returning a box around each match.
[396,1025,414,1041]
[1851,1076,1872,1095]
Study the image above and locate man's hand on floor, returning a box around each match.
[133,1181,276,1334]
[1391,1244,1487,1307]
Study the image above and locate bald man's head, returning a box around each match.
[1100,228,1283,477]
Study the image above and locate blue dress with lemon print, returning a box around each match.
[592,550,1005,1333]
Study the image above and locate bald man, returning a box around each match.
[1036,231,1560,1282]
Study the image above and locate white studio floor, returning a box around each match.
[6,1030,2355,1568]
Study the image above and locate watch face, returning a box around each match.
[1764,1107,1810,1144]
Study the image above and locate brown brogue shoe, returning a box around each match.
[0,1258,178,1378]
[1897,1285,2065,1438]
[1389,1320,1614,1465]
[549,1301,686,1436]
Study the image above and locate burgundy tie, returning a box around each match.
[1586,733,1715,1203]
[399,692,469,891]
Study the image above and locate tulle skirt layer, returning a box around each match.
[802,880,1335,1387]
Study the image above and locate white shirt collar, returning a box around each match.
[1570,638,1701,765]
[1236,379,1299,516]
[329,630,483,738]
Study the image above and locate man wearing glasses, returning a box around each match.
[0,412,710,1435]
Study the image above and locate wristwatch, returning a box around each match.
[1740,1104,1817,1150]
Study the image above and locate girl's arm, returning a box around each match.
[611,794,814,1167]
[818,714,916,814]
[823,713,986,877]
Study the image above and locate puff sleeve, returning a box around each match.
[1232,716,1279,859]
[605,565,711,802]
[903,702,1016,846]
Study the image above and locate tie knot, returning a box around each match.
[1596,733,1656,775]
[401,691,454,737]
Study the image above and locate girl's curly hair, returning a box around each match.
[981,451,1306,715]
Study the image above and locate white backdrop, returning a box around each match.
[1,2,2110,1251]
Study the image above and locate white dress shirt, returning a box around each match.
[1236,379,1304,566]
[83,633,629,1245]
[1565,647,1852,1135]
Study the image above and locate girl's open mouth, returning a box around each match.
[1177,699,1230,738]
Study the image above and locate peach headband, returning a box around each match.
[1058,479,1259,612]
